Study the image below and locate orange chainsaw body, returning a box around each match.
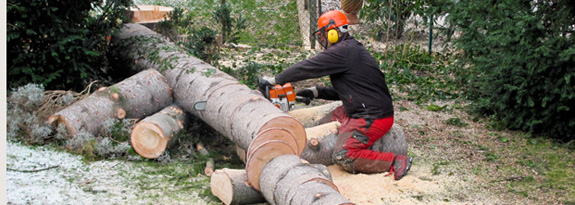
[268,83,296,111]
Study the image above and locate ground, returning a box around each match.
[5,97,550,204]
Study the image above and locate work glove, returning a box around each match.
[296,86,318,105]
[258,76,277,99]
[258,76,276,86]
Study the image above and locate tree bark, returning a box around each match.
[48,69,172,136]
[113,24,306,189]
[210,168,266,205]
[301,123,408,166]
[291,102,408,165]
[130,104,186,159]
[260,154,352,205]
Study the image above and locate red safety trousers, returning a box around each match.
[332,106,396,174]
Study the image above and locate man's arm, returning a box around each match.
[316,86,340,100]
[275,47,348,85]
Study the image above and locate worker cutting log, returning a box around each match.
[260,10,413,180]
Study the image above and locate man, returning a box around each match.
[261,10,412,180]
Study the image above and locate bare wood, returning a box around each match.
[288,101,342,128]
[210,168,266,205]
[131,104,186,159]
[116,108,126,119]
[246,141,296,191]
[247,128,299,158]
[235,145,247,164]
[48,69,172,136]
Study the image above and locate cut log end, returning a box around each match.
[248,128,299,157]
[210,169,235,205]
[246,141,297,191]
[310,138,320,148]
[130,121,168,159]
[259,116,306,155]
[47,115,77,136]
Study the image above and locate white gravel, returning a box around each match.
[6,141,211,204]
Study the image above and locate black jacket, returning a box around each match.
[275,32,394,119]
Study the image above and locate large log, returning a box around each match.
[210,168,266,205]
[47,69,172,136]
[290,102,408,165]
[113,24,306,189]
[131,104,186,159]
[301,122,409,165]
[260,154,353,205]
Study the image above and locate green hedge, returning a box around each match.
[446,0,575,140]
[7,0,133,91]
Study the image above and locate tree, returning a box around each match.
[446,0,575,140]
[7,0,134,91]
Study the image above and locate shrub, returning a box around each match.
[446,0,575,140]
[7,0,134,91]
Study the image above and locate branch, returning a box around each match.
[7,165,60,173]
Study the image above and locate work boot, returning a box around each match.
[391,155,413,180]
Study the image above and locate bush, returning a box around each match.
[7,0,134,91]
[446,0,575,140]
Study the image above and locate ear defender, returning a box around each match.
[327,29,339,43]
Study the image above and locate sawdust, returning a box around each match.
[328,164,459,204]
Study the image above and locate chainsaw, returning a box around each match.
[258,79,308,112]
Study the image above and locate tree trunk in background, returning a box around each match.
[130,104,187,159]
[47,69,172,136]
[112,24,306,190]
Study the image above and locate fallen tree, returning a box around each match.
[112,24,307,190]
[47,69,173,136]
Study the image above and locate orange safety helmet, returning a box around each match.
[314,10,349,49]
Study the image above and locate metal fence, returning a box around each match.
[296,0,343,49]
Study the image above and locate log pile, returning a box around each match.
[48,23,407,204]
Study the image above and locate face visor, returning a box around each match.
[313,19,348,49]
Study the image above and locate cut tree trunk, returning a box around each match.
[301,123,408,165]
[210,168,266,205]
[260,154,352,205]
[113,24,306,189]
[130,104,186,159]
[48,69,172,136]
[291,102,408,165]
